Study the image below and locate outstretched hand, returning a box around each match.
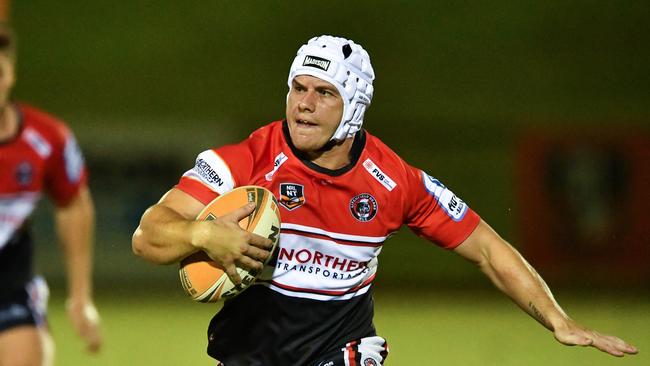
[66,298,102,353]
[554,319,638,357]
[194,202,273,285]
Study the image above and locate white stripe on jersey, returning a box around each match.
[182,150,235,195]
[260,232,381,301]
[256,281,372,301]
[22,128,52,158]
[0,192,41,249]
[281,223,389,244]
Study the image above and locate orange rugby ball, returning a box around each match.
[179,186,280,302]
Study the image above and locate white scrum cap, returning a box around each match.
[287,35,375,142]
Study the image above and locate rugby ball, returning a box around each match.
[179,186,280,302]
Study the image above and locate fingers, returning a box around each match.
[224,263,242,285]
[226,252,265,285]
[236,256,264,273]
[243,242,271,262]
[84,325,102,353]
[66,301,103,353]
[612,336,638,355]
[591,334,638,357]
[618,342,638,355]
[556,327,638,357]
[226,235,271,283]
[234,238,269,270]
[248,232,274,250]
[81,304,102,353]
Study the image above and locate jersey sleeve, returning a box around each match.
[404,164,480,249]
[175,140,254,205]
[44,124,88,206]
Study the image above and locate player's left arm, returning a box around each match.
[453,219,638,357]
[54,184,102,353]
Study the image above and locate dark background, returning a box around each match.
[11,0,649,290]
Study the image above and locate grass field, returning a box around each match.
[45,287,648,365]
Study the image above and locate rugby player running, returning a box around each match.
[133,35,637,365]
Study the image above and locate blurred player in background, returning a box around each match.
[0,21,102,365]
[132,35,637,365]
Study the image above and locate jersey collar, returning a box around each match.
[282,120,366,177]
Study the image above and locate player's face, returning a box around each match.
[0,54,15,108]
[286,75,343,153]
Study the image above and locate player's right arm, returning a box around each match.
[132,188,272,284]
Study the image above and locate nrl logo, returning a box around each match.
[303,55,331,71]
[279,183,305,210]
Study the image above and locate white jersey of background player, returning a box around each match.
[132,35,637,365]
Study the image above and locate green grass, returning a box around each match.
[46,288,648,365]
[374,289,648,366]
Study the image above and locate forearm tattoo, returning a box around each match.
[528,302,547,325]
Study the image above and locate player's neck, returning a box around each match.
[306,138,355,170]
[0,104,18,141]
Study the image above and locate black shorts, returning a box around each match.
[0,276,49,333]
[215,335,389,366]
[208,286,379,365]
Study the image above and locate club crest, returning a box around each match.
[349,193,378,222]
[363,359,378,366]
[15,161,34,186]
[279,183,305,210]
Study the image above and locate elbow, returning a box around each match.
[131,227,148,258]
[131,227,159,263]
[131,226,177,265]
[131,207,164,263]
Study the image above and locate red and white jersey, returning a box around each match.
[177,120,480,302]
[0,103,87,250]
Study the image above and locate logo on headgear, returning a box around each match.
[349,193,378,222]
[302,55,331,71]
[279,183,305,210]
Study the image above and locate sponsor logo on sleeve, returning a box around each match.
[265,152,288,181]
[302,55,331,71]
[23,128,52,158]
[183,151,235,194]
[279,183,305,210]
[194,158,223,186]
[63,136,84,183]
[349,193,378,222]
[363,158,397,191]
[422,171,468,221]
